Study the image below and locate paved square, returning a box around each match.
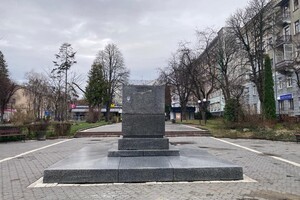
[0,124,299,199]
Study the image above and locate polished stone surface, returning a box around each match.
[43,144,243,183]
[122,114,165,137]
[121,85,165,138]
[43,85,243,184]
[118,138,169,150]
[108,149,180,157]
[116,85,168,157]
[122,85,165,114]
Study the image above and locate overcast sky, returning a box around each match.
[0,0,249,86]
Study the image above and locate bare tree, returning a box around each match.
[24,71,50,120]
[227,0,274,107]
[192,28,217,102]
[46,68,82,121]
[95,43,129,122]
[159,44,194,121]
[47,68,65,121]
[213,28,247,102]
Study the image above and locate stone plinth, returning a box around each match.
[122,85,165,115]
[109,85,179,157]
[118,138,169,150]
[121,85,165,138]
[43,84,243,184]
[122,114,165,138]
[43,146,243,183]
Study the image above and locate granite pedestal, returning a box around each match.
[108,85,180,157]
[43,85,243,183]
[43,145,243,183]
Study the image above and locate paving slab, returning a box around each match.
[1,137,299,199]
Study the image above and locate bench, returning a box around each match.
[0,128,26,142]
[295,134,300,143]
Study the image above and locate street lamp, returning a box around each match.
[198,98,208,125]
[202,99,207,125]
[197,100,201,125]
[277,97,281,121]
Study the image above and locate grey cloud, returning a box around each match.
[0,0,249,84]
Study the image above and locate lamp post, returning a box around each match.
[197,100,201,125]
[198,98,208,125]
[202,98,207,125]
[277,97,281,121]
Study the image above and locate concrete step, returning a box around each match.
[75,130,211,138]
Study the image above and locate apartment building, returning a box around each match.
[270,0,300,116]
[207,0,300,117]
[205,27,254,115]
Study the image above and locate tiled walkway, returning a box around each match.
[0,125,299,199]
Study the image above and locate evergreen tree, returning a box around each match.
[0,51,9,79]
[85,62,107,121]
[263,55,276,120]
[52,43,77,121]
[0,51,18,123]
[224,98,240,122]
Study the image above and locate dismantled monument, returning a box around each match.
[43,85,243,183]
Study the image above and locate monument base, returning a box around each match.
[108,148,180,157]
[118,138,169,150]
[43,145,243,183]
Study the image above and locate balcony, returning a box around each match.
[278,12,291,25]
[275,35,292,47]
[275,53,294,73]
[276,60,294,72]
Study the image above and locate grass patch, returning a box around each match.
[70,121,109,135]
[179,118,298,142]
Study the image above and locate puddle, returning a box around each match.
[169,141,195,146]
[261,153,281,157]
[198,146,234,151]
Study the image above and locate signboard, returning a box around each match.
[45,111,51,117]
[279,94,293,101]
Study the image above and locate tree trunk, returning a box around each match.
[105,101,111,122]
[0,106,4,123]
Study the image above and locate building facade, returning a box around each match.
[207,0,300,117]
[271,0,300,116]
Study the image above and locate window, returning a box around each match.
[253,104,257,114]
[253,86,257,95]
[284,26,291,36]
[280,101,285,111]
[289,99,294,110]
[278,78,283,89]
[283,4,289,16]
[287,76,293,87]
[294,0,299,10]
[296,47,300,60]
[295,20,300,34]
[268,37,273,49]
[270,58,273,67]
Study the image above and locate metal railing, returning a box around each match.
[275,35,292,46]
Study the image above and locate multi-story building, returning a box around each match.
[206,0,300,117]
[271,0,300,116]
